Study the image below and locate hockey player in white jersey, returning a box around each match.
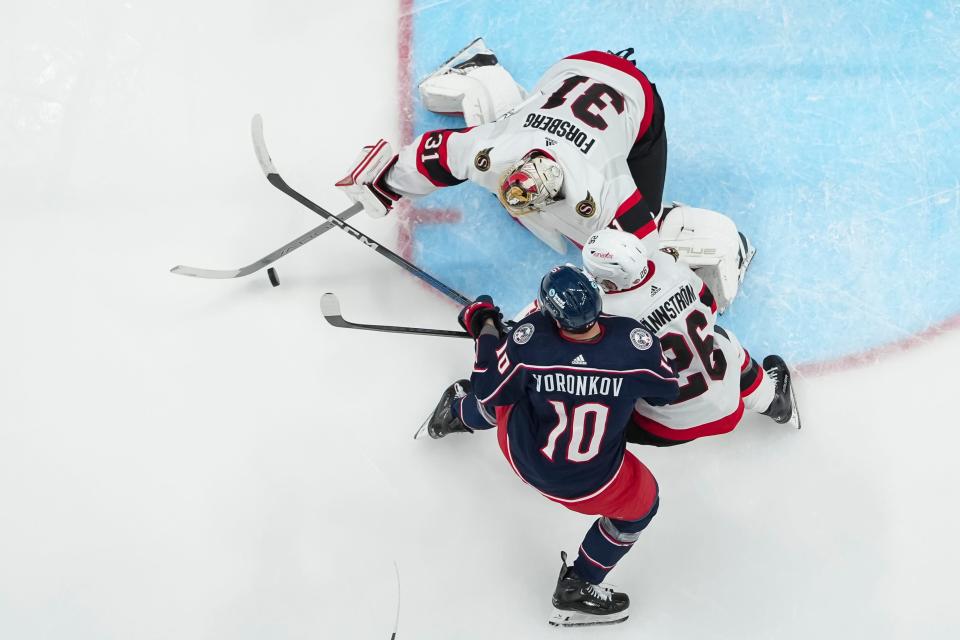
[581,229,800,442]
[336,39,754,310]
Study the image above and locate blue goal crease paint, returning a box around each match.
[400,0,960,367]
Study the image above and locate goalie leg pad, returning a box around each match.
[657,205,749,311]
[418,37,526,126]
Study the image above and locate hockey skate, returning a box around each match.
[548,551,630,627]
[417,37,499,88]
[761,355,801,429]
[416,379,474,439]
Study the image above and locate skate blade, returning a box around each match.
[786,381,802,430]
[413,412,431,439]
[547,607,629,627]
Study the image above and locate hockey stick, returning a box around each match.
[321,293,471,338]
[251,114,471,306]
[170,202,362,279]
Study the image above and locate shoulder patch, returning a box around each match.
[629,327,653,350]
[513,322,535,345]
[474,147,493,171]
[576,192,596,218]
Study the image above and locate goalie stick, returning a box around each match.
[170,202,362,279]
[251,114,471,307]
[321,293,470,338]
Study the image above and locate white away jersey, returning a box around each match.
[385,51,661,252]
[601,250,748,433]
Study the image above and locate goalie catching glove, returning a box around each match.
[458,295,506,339]
[335,140,401,217]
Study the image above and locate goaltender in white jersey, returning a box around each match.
[582,229,800,441]
[337,39,754,310]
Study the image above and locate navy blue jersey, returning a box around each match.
[472,310,679,500]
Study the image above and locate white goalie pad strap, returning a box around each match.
[657,205,743,310]
[420,64,526,126]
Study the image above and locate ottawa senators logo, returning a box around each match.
[575,192,596,218]
[474,147,493,171]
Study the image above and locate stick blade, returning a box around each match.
[320,293,348,328]
[170,265,243,279]
[319,292,470,338]
[251,113,278,176]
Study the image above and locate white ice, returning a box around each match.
[1,2,958,638]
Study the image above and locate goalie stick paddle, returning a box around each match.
[251,114,471,307]
[170,202,363,279]
[321,293,471,338]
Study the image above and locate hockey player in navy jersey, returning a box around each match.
[424,265,680,626]
[337,39,755,310]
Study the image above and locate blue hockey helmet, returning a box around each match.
[538,264,603,332]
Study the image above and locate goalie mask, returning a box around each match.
[581,229,651,293]
[497,151,563,216]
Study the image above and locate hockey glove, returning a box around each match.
[335,140,402,218]
[458,295,506,339]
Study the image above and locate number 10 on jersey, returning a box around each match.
[541,401,610,463]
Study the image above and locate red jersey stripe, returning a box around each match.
[563,51,656,141]
[615,189,643,217]
[631,400,744,441]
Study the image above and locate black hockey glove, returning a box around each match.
[458,295,506,339]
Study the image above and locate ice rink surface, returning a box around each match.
[1,1,959,638]
[407,0,960,368]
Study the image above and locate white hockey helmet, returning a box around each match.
[498,151,563,216]
[582,229,651,292]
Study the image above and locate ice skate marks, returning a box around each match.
[402,0,960,369]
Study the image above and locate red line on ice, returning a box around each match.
[395,0,464,278]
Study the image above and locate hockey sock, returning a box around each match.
[573,498,660,584]
[452,392,496,431]
[740,352,775,413]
